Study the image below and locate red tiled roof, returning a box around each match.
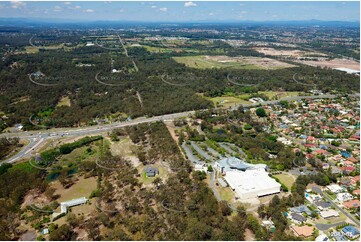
[347,157,358,163]
[343,166,355,172]
[344,160,354,166]
[314,149,327,155]
[291,226,314,237]
[307,136,316,141]
[352,175,360,183]
[352,189,360,195]
[351,134,360,140]
[343,199,360,209]
[306,154,314,159]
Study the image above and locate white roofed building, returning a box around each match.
[223,169,281,200]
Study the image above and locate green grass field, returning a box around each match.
[206,96,252,108]
[273,173,296,190]
[140,45,174,53]
[217,186,235,201]
[201,91,302,108]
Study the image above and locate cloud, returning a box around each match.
[184,2,197,7]
[159,7,167,12]
[240,11,247,14]
[151,5,157,9]
[69,5,81,10]
[63,1,71,5]
[271,14,279,18]
[10,1,26,9]
[209,12,214,16]
[239,4,246,7]
[119,8,125,13]
[84,9,94,13]
[53,6,62,12]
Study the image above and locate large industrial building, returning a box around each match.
[215,157,281,199]
[224,169,281,199]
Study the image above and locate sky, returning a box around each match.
[0,1,359,22]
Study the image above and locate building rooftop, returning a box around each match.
[343,199,360,209]
[223,169,280,199]
[216,157,266,173]
[289,205,312,216]
[291,225,314,237]
[319,209,339,219]
[342,225,360,237]
[291,212,307,222]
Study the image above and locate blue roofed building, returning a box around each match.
[289,205,312,216]
[215,157,267,174]
[342,225,360,239]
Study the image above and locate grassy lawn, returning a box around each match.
[273,173,296,190]
[140,45,174,53]
[259,91,304,99]
[324,191,337,200]
[51,176,97,203]
[237,91,303,101]
[217,186,235,201]
[207,96,252,108]
[109,136,135,157]
[59,143,98,165]
[199,91,304,109]
[315,212,347,224]
[173,55,260,69]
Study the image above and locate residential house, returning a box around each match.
[290,212,307,224]
[319,209,339,219]
[144,167,159,177]
[336,193,353,202]
[342,225,360,239]
[291,225,314,238]
[289,205,312,216]
[343,199,360,209]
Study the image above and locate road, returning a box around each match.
[312,186,360,227]
[210,171,221,201]
[1,111,195,164]
[315,221,345,231]
[0,93,357,164]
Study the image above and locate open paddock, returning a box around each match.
[173,55,297,70]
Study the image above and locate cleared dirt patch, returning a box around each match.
[254,47,327,57]
[56,96,71,107]
[296,58,360,70]
[173,55,297,70]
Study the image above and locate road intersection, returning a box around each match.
[0,93,354,164]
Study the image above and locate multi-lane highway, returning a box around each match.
[0,93,356,164]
